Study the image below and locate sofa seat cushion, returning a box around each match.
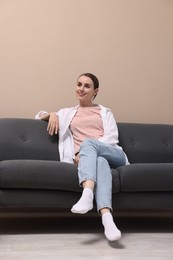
[0,160,81,192]
[0,160,120,193]
[117,163,173,192]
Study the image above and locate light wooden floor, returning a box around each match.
[0,214,173,260]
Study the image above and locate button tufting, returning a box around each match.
[21,136,27,142]
[163,140,169,146]
[131,139,136,145]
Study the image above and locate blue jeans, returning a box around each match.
[78,139,126,212]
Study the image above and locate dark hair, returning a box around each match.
[78,73,99,89]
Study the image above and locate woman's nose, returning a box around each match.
[79,85,84,91]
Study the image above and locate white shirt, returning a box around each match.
[35,105,129,164]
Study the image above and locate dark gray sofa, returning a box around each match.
[0,118,173,214]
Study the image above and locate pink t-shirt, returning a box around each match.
[70,105,104,154]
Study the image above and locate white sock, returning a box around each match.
[71,188,93,214]
[102,212,121,241]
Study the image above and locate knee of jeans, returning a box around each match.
[80,138,95,150]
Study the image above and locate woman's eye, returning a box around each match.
[84,84,90,88]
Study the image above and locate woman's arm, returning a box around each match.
[35,111,59,135]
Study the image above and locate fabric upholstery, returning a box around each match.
[0,118,173,213]
[118,123,173,164]
[0,118,59,161]
[0,160,120,193]
[117,163,173,192]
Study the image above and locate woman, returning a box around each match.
[35,73,129,241]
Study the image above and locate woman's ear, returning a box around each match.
[95,88,99,96]
[93,88,99,99]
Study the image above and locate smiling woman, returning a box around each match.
[35,73,129,242]
[76,73,99,102]
[76,73,99,106]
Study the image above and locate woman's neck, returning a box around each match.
[79,101,95,107]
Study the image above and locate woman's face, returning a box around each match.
[76,76,98,106]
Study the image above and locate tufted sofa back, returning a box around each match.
[118,123,173,164]
[1,119,173,164]
[0,118,59,161]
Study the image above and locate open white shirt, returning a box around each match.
[35,105,129,164]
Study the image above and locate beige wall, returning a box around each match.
[0,0,173,123]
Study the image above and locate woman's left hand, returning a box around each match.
[47,112,59,135]
[74,153,80,164]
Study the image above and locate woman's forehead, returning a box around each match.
[78,76,93,85]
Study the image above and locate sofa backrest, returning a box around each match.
[118,123,173,164]
[0,118,59,161]
[1,119,173,164]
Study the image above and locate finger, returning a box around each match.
[55,123,58,134]
[47,122,51,131]
[48,125,53,134]
[50,127,54,135]
[47,120,53,132]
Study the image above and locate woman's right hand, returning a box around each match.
[47,112,59,135]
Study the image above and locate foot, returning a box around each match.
[71,188,93,214]
[102,212,121,241]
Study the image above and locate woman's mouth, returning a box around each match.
[77,92,85,97]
